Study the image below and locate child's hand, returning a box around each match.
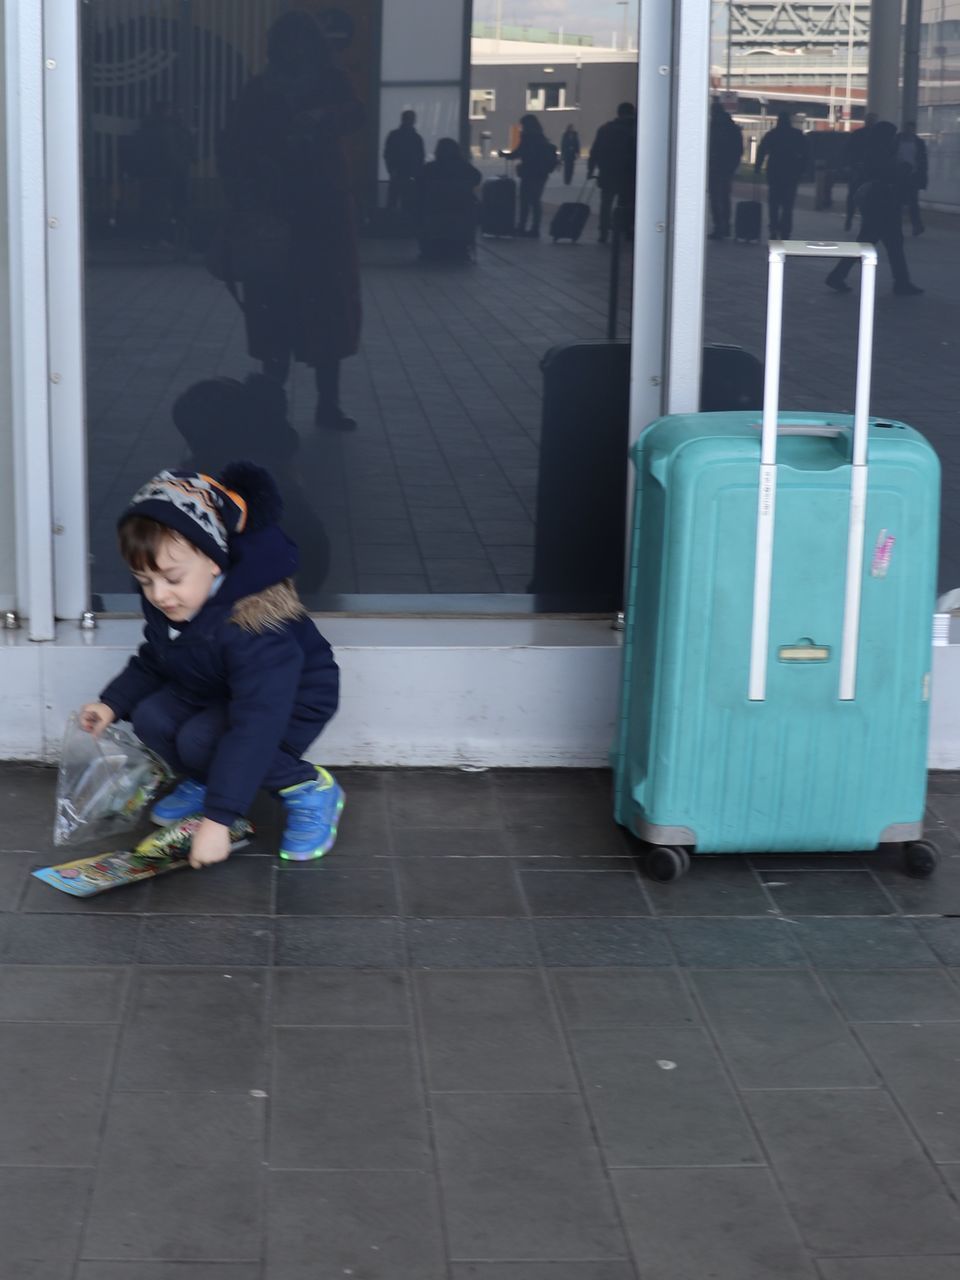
[189,818,232,869]
[79,702,116,738]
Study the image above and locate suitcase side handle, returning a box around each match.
[748,241,878,703]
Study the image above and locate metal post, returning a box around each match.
[623,0,673,602]
[4,0,55,640]
[902,0,923,127]
[44,0,90,624]
[665,0,711,414]
[867,0,904,123]
[845,0,857,130]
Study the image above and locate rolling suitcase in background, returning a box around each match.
[528,342,763,608]
[549,179,593,243]
[734,193,762,242]
[480,177,516,237]
[614,240,941,882]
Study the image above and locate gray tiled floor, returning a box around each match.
[4,762,960,1277]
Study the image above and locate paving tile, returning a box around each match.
[321,798,392,857]
[691,970,877,1088]
[0,1167,89,1279]
[433,1093,628,1260]
[857,1023,960,1161]
[0,1022,115,1164]
[872,855,960,915]
[407,919,538,967]
[761,870,896,916]
[143,855,274,914]
[451,1268,635,1280]
[275,864,399,915]
[275,918,403,966]
[271,1022,429,1169]
[416,970,574,1091]
[77,1267,261,1280]
[386,771,501,828]
[551,969,698,1028]
[398,857,525,916]
[0,765,57,849]
[82,1092,263,1260]
[744,1089,960,1255]
[614,1167,816,1279]
[493,770,607,798]
[666,918,806,967]
[646,857,772,916]
[916,919,960,964]
[519,868,650,916]
[506,826,632,859]
[267,1170,446,1279]
[534,919,671,967]
[0,965,127,1021]
[115,968,266,1092]
[571,1027,760,1166]
[500,790,615,829]
[392,826,510,857]
[0,852,32,910]
[138,916,273,965]
[816,1262,960,1280]
[3,914,141,964]
[823,969,960,1022]
[273,968,409,1024]
[796,918,939,968]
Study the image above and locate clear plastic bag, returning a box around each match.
[54,714,172,846]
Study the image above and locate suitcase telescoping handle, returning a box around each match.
[749,240,879,704]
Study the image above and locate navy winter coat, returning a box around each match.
[100,496,339,826]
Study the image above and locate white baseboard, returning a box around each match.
[4,617,959,770]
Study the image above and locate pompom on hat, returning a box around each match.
[119,470,249,570]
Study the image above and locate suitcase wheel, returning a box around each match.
[903,839,939,879]
[644,845,691,883]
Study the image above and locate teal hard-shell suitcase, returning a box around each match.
[613,241,941,881]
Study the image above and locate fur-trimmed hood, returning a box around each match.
[230,578,307,634]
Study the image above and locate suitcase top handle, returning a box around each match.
[749,241,878,705]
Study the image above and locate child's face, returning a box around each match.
[131,535,220,622]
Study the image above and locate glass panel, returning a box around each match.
[82,1,639,614]
[705,0,960,589]
[0,15,16,610]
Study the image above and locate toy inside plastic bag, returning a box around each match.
[54,714,172,846]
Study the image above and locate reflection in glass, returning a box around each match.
[82,3,641,613]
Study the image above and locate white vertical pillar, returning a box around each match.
[867,0,903,123]
[627,1,673,444]
[665,0,711,414]
[4,0,54,640]
[44,0,89,622]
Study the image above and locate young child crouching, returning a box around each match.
[79,464,342,869]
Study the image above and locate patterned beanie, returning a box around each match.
[120,470,248,569]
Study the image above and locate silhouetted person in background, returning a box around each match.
[560,124,580,185]
[896,120,928,235]
[708,100,743,239]
[754,111,808,239]
[588,102,636,243]
[218,10,364,431]
[500,115,558,238]
[844,112,877,230]
[172,374,331,593]
[417,137,481,262]
[825,121,923,297]
[383,109,425,215]
[135,102,193,248]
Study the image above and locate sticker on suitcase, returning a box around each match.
[871,529,896,577]
[31,816,254,897]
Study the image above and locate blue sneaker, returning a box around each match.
[151,777,207,825]
[279,767,345,861]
